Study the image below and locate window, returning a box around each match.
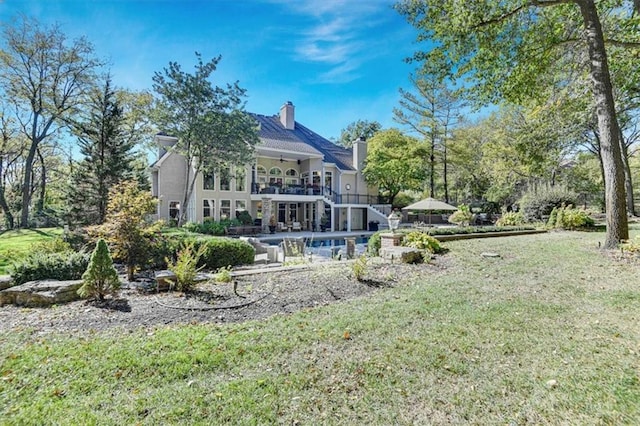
[256,165,267,175]
[220,167,231,191]
[235,168,246,192]
[235,200,246,213]
[169,201,180,219]
[269,167,283,176]
[285,168,298,177]
[203,199,215,219]
[301,172,309,186]
[312,171,321,186]
[203,172,215,190]
[220,200,231,220]
[285,178,298,185]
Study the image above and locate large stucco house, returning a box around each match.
[150,102,390,233]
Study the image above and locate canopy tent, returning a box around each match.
[402,197,458,226]
[402,197,458,212]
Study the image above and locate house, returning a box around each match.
[150,101,390,232]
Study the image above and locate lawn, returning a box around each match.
[0,228,63,275]
[1,230,639,424]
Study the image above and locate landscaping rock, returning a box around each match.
[380,246,424,264]
[481,252,501,258]
[0,279,83,307]
[0,275,13,291]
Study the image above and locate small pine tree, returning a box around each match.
[78,238,120,300]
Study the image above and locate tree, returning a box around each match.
[78,238,120,301]
[395,0,638,248]
[362,128,427,206]
[338,119,381,148]
[394,73,463,201]
[152,53,259,226]
[0,16,102,227]
[67,76,146,225]
[93,180,160,282]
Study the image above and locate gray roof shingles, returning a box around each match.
[251,113,354,171]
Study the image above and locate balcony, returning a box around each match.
[251,183,382,205]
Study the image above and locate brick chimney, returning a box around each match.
[279,101,295,130]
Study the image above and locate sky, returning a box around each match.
[0,0,422,141]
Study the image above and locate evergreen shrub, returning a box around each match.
[183,237,255,270]
[78,239,120,300]
[9,251,90,285]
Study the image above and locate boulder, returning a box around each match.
[380,246,424,264]
[0,279,83,307]
[0,275,13,291]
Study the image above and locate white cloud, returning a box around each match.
[269,0,394,83]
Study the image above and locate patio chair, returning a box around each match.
[278,222,287,232]
[292,221,302,231]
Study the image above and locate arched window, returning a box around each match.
[269,167,283,176]
[285,168,298,176]
[256,165,267,175]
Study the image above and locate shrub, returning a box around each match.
[367,231,383,256]
[183,237,255,270]
[547,208,558,228]
[518,186,577,221]
[496,211,525,226]
[556,206,595,230]
[165,241,206,292]
[448,204,473,226]
[402,231,443,254]
[78,239,120,300]
[30,237,73,255]
[9,251,90,285]
[352,255,368,281]
[215,265,233,283]
[236,210,253,225]
[621,236,640,254]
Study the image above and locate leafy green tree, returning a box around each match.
[78,238,120,301]
[152,53,259,226]
[338,119,381,148]
[93,180,160,282]
[0,16,102,227]
[395,0,638,247]
[67,76,147,225]
[363,129,427,206]
[394,73,463,201]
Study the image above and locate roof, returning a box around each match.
[251,113,354,171]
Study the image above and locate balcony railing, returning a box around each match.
[251,183,383,205]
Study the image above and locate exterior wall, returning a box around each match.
[156,152,187,221]
[194,164,252,223]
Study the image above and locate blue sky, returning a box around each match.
[0,0,421,141]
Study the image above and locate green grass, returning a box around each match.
[0,228,63,275]
[2,231,640,424]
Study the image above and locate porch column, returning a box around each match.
[315,199,324,232]
[347,206,352,232]
[262,197,273,233]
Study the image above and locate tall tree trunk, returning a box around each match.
[577,0,628,247]
[36,147,46,215]
[20,142,38,227]
[619,130,635,216]
[0,157,14,229]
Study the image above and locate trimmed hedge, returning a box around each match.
[9,251,90,285]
